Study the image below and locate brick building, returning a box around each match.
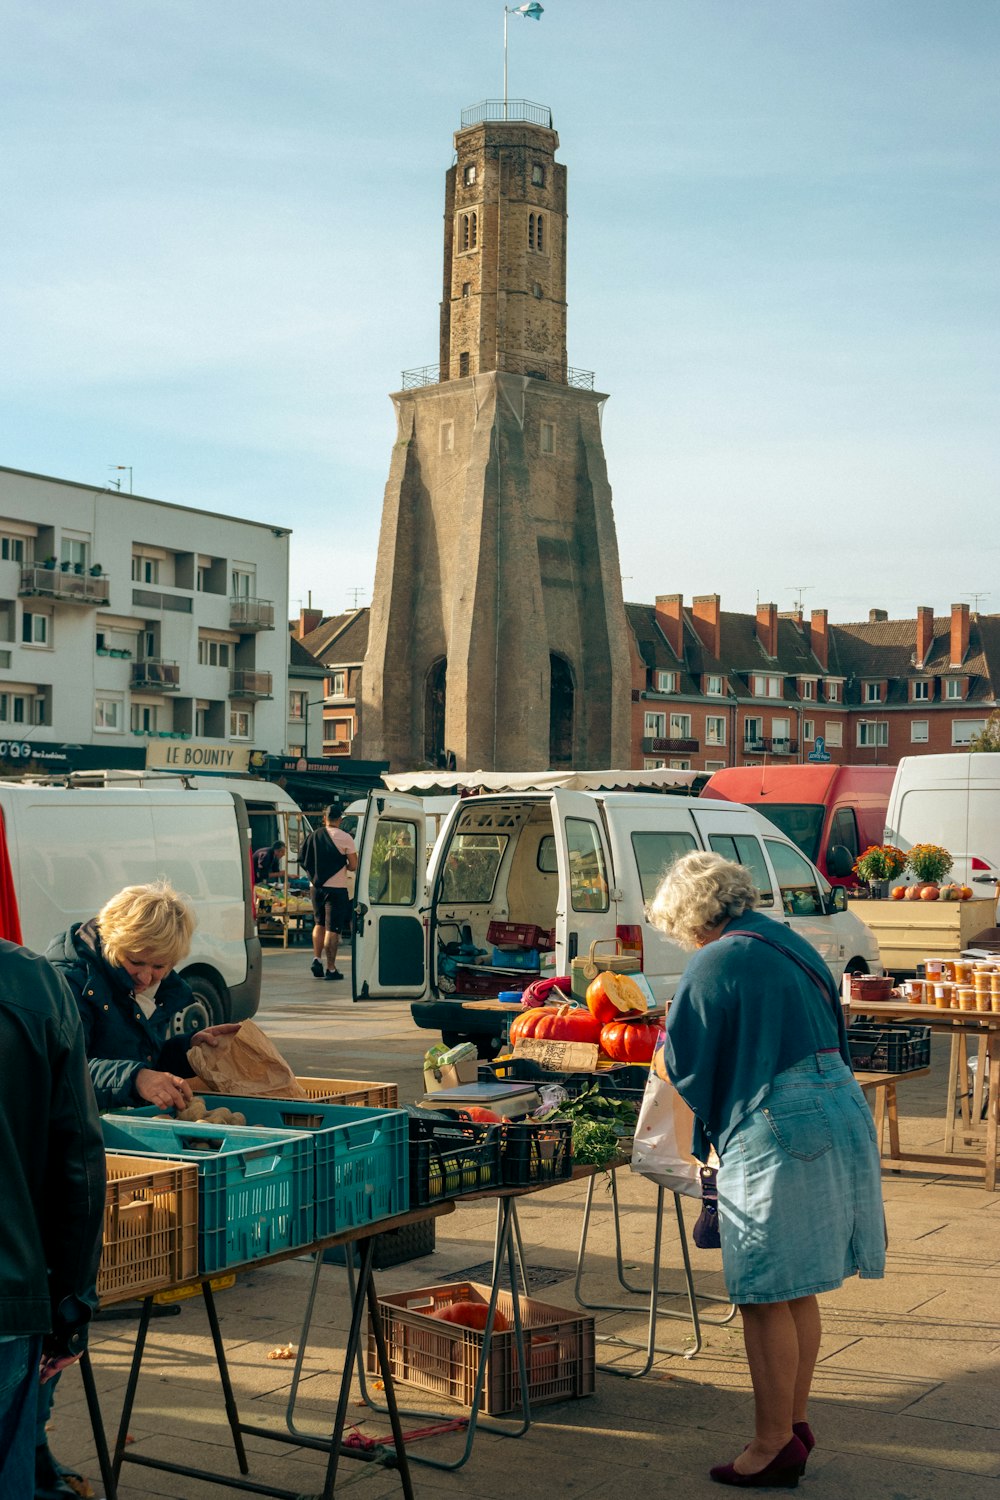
[293,607,369,757]
[630,598,1000,772]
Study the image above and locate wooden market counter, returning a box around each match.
[849,896,995,972]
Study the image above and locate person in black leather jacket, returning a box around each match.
[0,940,106,1499]
[37,880,237,1498]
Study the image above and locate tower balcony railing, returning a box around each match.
[461,99,553,129]
[402,353,595,391]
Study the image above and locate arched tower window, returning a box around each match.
[549,654,574,767]
[424,657,447,767]
[461,211,478,251]
[536,213,544,252]
[528,212,535,251]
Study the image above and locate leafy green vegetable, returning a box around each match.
[568,1117,622,1166]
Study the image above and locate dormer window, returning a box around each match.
[826,680,840,703]
[752,674,783,699]
[656,670,678,693]
[705,674,724,696]
[945,678,963,700]
[800,678,816,700]
[864,682,882,703]
[912,680,929,701]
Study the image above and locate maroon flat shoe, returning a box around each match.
[709,1435,808,1488]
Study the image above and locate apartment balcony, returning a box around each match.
[743,736,798,756]
[131,659,180,692]
[19,564,110,606]
[229,596,275,632]
[229,669,273,700]
[641,736,700,755]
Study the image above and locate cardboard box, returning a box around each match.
[423,1056,479,1093]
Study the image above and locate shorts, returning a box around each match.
[716,1051,886,1304]
[312,885,350,930]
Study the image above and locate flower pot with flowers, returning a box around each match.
[853,843,907,898]
[905,843,952,889]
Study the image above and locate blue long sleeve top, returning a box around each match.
[663,908,850,1161]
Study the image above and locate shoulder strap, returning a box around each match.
[724,927,840,1023]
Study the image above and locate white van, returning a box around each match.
[350,789,882,1052]
[0,782,261,1027]
[885,753,1000,890]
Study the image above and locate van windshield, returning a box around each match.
[440,833,509,903]
[753,804,824,863]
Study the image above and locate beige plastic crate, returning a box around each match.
[99,1154,198,1301]
[368,1280,595,1415]
[295,1076,399,1109]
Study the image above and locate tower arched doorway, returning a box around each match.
[549,653,574,767]
[424,657,448,768]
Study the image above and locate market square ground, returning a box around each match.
[54,947,1000,1499]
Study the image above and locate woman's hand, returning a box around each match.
[194,1023,241,1048]
[134,1069,193,1109]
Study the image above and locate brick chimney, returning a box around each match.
[808,609,829,670]
[869,608,888,623]
[654,594,685,659]
[296,607,322,640]
[915,606,934,668]
[950,602,970,667]
[691,594,721,659]
[755,601,778,659]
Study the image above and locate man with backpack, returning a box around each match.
[299,804,357,981]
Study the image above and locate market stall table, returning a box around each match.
[849,999,1000,1190]
[96,1200,455,1500]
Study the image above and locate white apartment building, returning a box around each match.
[0,465,290,773]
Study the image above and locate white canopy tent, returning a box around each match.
[381,767,702,795]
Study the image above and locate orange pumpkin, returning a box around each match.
[585,971,647,1026]
[919,884,940,901]
[890,886,906,900]
[508,1004,603,1046]
[599,1020,659,1064]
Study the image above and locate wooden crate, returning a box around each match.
[851,897,995,972]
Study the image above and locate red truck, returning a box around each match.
[700,764,895,887]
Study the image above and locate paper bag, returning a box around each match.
[188,1020,307,1099]
[630,1030,702,1197]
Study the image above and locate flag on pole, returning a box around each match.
[512,3,544,18]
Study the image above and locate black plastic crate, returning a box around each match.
[324,1216,436,1270]
[893,1022,932,1068]
[500,1119,573,1187]
[408,1116,503,1206]
[482,1058,649,1103]
[847,1026,912,1073]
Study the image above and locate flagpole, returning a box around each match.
[503,6,509,119]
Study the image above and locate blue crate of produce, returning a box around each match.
[101,1116,312,1273]
[198,1097,409,1239]
[490,947,539,970]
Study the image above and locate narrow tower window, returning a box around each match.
[531,163,545,187]
[458,352,470,377]
[536,213,544,252]
[470,210,478,247]
[463,163,477,185]
[528,213,535,251]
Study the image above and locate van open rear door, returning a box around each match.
[551,788,617,964]
[352,792,428,1001]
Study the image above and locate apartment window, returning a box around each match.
[912,680,929,701]
[531,163,545,186]
[802,720,815,742]
[644,711,666,738]
[704,759,727,772]
[705,674,723,696]
[669,713,692,739]
[911,720,929,743]
[857,721,889,747]
[643,758,666,770]
[329,670,347,697]
[705,716,726,747]
[772,716,791,750]
[945,679,963,700]
[131,703,159,733]
[744,716,763,747]
[1,535,29,562]
[289,690,308,720]
[670,759,691,771]
[440,420,455,454]
[540,421,555,455]
[95,695,123,732]
[131,554,159,584]
[198,637,232,668]
[463,163,476,185]
[864,683,882,704]
[230,708,253,740]
[231,567,254,598]
[21,611,49,646]
[0,692,31,724]
[197,564,210,591]
[953,720,986,746]
[656,671,677,693]
[0,603,13,642]
[826,680,840,703]
[752,674,783,698]
[824,720,843,748]
[60,537,88,570]
[800,679,816,700]
[458,351,470,377]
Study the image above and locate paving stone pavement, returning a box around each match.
[52,947,1000,1499]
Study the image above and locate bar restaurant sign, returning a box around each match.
[145,741,252,774]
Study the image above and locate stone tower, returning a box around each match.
[361,104,631,772]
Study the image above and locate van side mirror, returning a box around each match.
[825,886,848,915]
[826,846,855,879]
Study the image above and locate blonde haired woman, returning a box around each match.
[45,880,238,1113]
[650,851,884,1489]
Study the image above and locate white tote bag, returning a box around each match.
[630,1029,702,1198]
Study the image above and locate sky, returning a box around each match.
[1,1,997,625]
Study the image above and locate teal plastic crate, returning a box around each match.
[198,1097,409,1239]
[101,1116,312,1273]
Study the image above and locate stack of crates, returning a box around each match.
[487,920,554,971]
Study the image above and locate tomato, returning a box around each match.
[585,971,647,1026]
[509,1004,603,1046]
[431,1300,509,1332]
[599,1020,659,1064]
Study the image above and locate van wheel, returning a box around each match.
[178,973,228,1031]
[845,958,868,977]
